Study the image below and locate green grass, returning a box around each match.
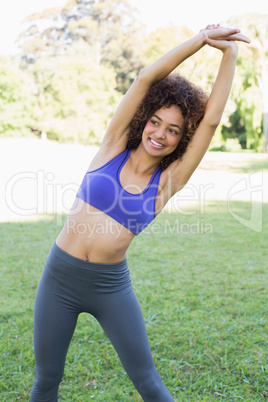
[199,152,268,174]
[1,201,268,401]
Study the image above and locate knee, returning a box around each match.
[132,366,174,401]
[133,368,163,399]
[31,367,62,401]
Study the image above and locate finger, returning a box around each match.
[203,36,223,48]
[211,27,240,35]
[203,23,222,32]
[201,31,216,46]
[208,28,240,40]
[226,33,251,43]
[223,28,241,36]
[207,23,220,30]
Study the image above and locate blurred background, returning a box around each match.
[1,0,267,222]
[1,0,268,151]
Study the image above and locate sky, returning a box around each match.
[1,0,268,55]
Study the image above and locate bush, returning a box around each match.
[209,142,227,152]
[225,138,242,152]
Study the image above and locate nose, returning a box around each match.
[155,126,166,139]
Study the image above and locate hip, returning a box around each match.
[41,242,133,295]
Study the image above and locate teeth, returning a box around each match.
[151,138,164,147]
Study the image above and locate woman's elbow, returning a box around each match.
[203,113,222,129]
[137,67,154,86]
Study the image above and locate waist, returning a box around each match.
[56,200,135,263]
[45,242,132,295]
[52,242,128,270]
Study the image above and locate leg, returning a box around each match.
[96,290,174,401]
[31,265,79,401]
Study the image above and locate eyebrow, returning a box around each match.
[152,114,182,131]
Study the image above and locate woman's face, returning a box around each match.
[142,105,184,158]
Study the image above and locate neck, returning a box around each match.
[129,146,162,175]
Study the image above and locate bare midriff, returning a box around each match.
[56,197,135,264]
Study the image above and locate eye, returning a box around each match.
[169,128,178,135]
[151,119,159,126]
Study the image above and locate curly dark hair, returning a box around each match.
[127,73,209,170]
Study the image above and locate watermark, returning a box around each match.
[65,217,213,238]
[143,218,213,236]
[4,169,265,233]
[227,171,263,233]
[5,170,78,217]
[4,169,214,219]
[164,182,214,215]
[66,217,126,238]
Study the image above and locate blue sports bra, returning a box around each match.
[76,148,162,235]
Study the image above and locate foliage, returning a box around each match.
[228,14,268,152]
[0,1,267,150]
[17,0,144,93]
[22,43,122,143]
[221,42,264,151]
[0,56,38,137]
[142,25,220,92]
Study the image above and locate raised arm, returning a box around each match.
[166,26,250,195]
[102,27,246,150]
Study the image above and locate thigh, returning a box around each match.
[96,290,155,377]
[33,266,79,379]
[96,290,174,401]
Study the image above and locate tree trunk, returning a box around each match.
[96,40,101,68]
[261,61,268,153]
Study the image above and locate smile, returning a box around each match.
[149,138,165,148]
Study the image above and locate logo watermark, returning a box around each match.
[227,171,263,233]
[4,169,265,233]
[5,170,78,217]
[65,216,213,238]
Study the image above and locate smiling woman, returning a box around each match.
[142,106,184,155]
[127,73,208,170]
[30,24,250,402]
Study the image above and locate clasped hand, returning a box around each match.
[200,23,251,52]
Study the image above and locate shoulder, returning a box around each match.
[87,140,128,171]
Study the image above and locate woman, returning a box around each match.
[31,25,250,401]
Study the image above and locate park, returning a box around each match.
[1,1,268,401]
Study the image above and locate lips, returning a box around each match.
[149,138,165,149]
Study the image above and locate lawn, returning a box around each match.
[1,198,268,401]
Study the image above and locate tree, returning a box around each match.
[142,24,227,92]
[0,56,37,137]
[22,43,122,144]
[230,14,268,152]
[220,47,263,152]
[17,0,144,93]
[13,0,147,143]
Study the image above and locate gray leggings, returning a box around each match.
[30,242,174,401]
